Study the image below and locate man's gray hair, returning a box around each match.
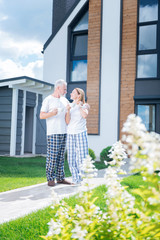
[55,79,67,88]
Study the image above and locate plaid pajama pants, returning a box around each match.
[46,134,66,181]
[67,131,88,184]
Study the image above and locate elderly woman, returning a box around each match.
[65,88,90,186]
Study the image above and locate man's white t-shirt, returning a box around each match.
[41,95,68,135]
[67,104,87,134]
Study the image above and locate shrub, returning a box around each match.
[64,150,67,161]
[89,148,96,160]
[65,149,96,161]
[100,146,112,162]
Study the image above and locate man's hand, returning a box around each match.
[52,108,58,115]
[40,108,58,119]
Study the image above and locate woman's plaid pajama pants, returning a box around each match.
[67,131,88,184]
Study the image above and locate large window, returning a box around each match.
[69,10,88,82]
[135,100,160,133]
[137,104,156,131]
[137,0,158,78]
[136,1,160,135]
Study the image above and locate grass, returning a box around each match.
[0,185,107,240]
[0,175,146,239]
[0,156,106,192]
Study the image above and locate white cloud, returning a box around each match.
[0,30,43,60]
[0,14,8,21]
[0,59,43,80]
[0,0,52,81]
[0,30,43,79]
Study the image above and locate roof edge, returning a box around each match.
[0,76,54,86]
[43,0,81,52]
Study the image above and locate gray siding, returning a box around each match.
[0,87,12,154]
[16,90,23,155]
[36,94,47,154]
[26,91,36,107]
[135,80,160,97]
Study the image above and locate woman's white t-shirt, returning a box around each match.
[67,103,88,134]
[40,95,68,135]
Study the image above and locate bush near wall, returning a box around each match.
[89,148,96,160]
[100,146,112,162]
[65,148,96,161]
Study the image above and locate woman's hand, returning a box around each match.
[79,103,89,119]
[66,104,71,112]
[65,104,71,124]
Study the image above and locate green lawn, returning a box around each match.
[0,175,145,240]
[0,156,106,192]
[0,185,107,240]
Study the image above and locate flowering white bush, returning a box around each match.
[41,114,160,240]
[122,113,160,174]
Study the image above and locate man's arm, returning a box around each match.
[40,108,58,119]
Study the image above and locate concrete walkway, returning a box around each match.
[0,169,106,224]
[0,159,131,225]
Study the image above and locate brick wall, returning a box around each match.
[119,0,137,137]
[87,0,102,134]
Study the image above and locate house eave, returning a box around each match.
[0,76,54,95]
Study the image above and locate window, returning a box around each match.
[137,0,158,78]
[139,0,158,22]
[69,10,88,82]
[135,100,160,134]
[139,25,157,50]
[137,104,156,131]
[137,54,157,78]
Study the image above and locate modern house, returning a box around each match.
[43,0,160,156]
[0,76,54,156]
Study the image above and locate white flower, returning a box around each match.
[137,220,143,227]
[148,197,159,205]
[71,225,87,240]
[122,114,160,174]
[81,155,97,189]
[108,141,127,166]
[46,219,62,237]
[74,204,85,217]
[51,189,60,208]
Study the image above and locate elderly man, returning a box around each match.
[40,79,71,186]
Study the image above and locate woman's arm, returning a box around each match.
[65,104,71,124]
[79,103,90,119]
[79,107,88,119]
[40,108,58,119]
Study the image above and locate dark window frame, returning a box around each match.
[136,0,160,80]
[66,3,89,84]
[135,98,160,133]
[71,31,88,60]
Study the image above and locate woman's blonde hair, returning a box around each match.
[75,88,85,104]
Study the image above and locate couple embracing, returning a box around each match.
[40,79,89,187]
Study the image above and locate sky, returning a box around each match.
[0,0,52,80]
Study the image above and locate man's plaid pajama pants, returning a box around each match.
[46,134,66,181]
